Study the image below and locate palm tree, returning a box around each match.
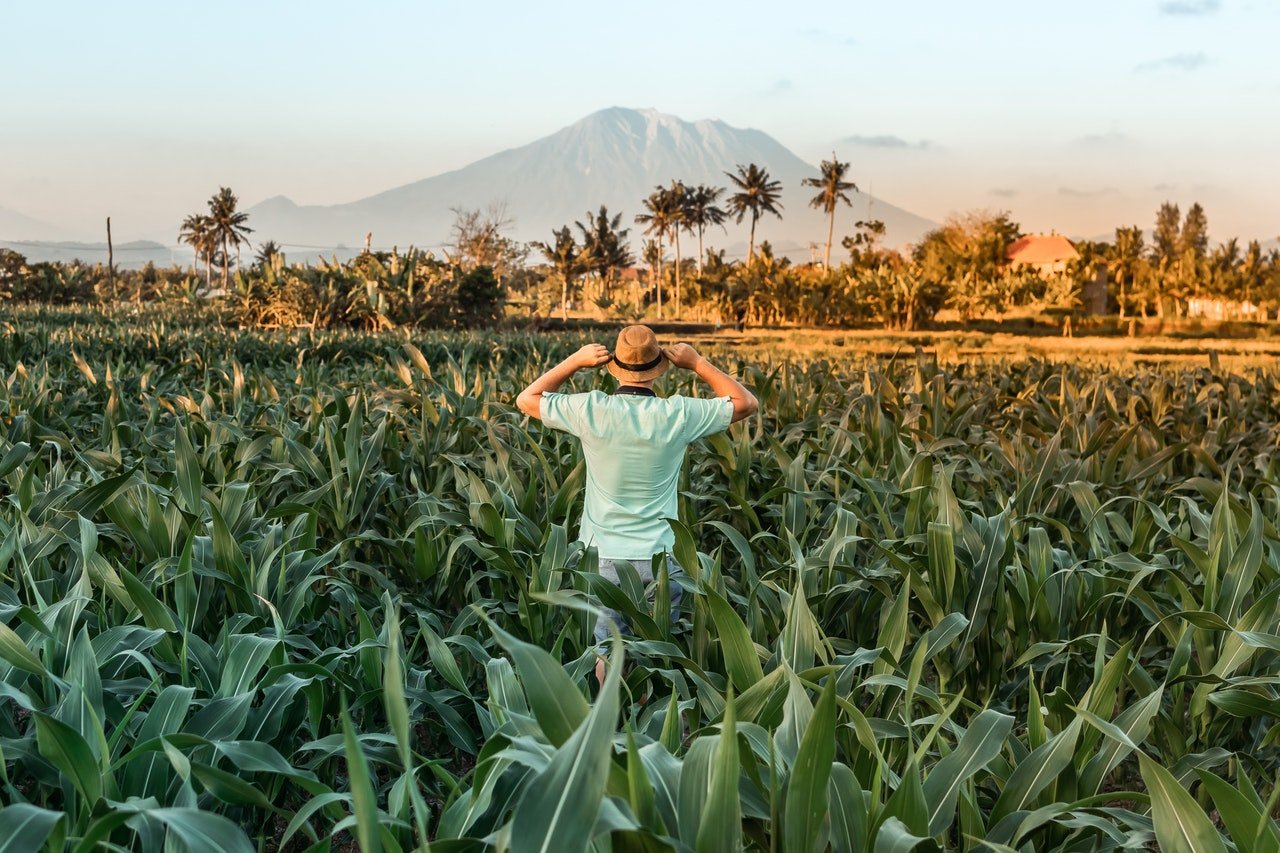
[641,239,664,313]
[802,154,857,271]
[664,181,689,316]
[534,226,582,320]
[725,163,783,268]
[683,184,727,276]
[207,187,254,288]
[178,213,216,288]
[254,240,282,269]
[575,206,633,301]
[635,186,682,318]
[1111,226,1145,319]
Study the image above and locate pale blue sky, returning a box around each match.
[3,0,1277,242]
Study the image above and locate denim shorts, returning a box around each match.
[592,557,684,645]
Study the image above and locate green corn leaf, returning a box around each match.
[0,803,65,853]
[695,686,741,853]
[873,815,937,853]
[1081,687,1162,797]
[922,709,1014,836]
[341,698,383,853]
[489,621,589,747]
[174,419,203,515]
[35,712,104,806]
[828,762,868,853]
[784,677,837,853]
[1196,769,1280,853]
[147,807,255,853]
[1139,753,1227,853]
[991,715,1082,821]
[509,636,623,853]
[0,441,31,478]
[0,621,47,677]
[705,587,764,690]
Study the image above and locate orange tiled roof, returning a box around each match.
[1006,234,1080,265]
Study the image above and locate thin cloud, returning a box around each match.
[1158,0,1220,15]
[990,188,1019,198]
[842,134,935,150]
[758,78,793,97]
[1134,52,1210,72]
[1059,187,1121,198]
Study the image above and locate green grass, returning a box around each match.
[0,304,1277,851]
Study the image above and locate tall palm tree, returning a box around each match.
[635,187,681,318]
[575,206,633,302]
[178,213,215,288]
[802,154,857,271]
[207,187,254,288]
[683,183,727,276]
[534,226,581,320]
[725,163,783,268]
[1111,226,1145,319]
[664,181,689,316]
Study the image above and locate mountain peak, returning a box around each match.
[246,108,936,252]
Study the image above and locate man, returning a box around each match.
[516,325,758,685]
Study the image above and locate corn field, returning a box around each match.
[0,305,1277,852]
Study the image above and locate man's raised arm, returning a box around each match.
[516,343,611,419]
[665,343,758,423]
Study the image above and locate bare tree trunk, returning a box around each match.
[697,224,705,276]
[222,236,230,289]
[656,236,664,319]
[561,274,569,321]
[748,213,757,268]
[673,227,682,318]
[824,207,835,271]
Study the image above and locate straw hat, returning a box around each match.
[607,325,669,383]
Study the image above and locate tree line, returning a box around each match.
[2,164,1278,331]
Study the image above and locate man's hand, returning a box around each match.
[664,342,703,370]
[573,343,612,369]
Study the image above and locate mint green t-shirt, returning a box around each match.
[540,390,734,559]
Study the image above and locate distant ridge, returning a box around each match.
[0,239,180,269]
[246,107,937,259]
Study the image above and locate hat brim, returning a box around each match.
[607,354,669,383]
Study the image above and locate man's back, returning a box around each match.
[541,390,731,559]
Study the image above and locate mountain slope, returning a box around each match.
[0,206,65,242]
[247,107,936,258]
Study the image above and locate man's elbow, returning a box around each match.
[732,393,759,422]
[516,391,541,419]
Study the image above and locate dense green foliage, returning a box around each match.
[0,305,1278,851]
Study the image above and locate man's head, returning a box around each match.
[608,325,669,385]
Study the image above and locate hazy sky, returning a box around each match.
[4,0,1278,244]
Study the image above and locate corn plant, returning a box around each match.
[0,304,1277,850]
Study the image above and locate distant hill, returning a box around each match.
[0,206,65,242]
[0,239,183,269]
[246,107,937,260]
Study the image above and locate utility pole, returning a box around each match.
[106,217,115,296]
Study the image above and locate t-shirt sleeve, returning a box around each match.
[681,395,734,443]
[540,392,587,436]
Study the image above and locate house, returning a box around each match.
[1186,298,1264,321]
[1006,233,1080,275]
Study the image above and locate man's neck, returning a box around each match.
[614,383,656,397]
